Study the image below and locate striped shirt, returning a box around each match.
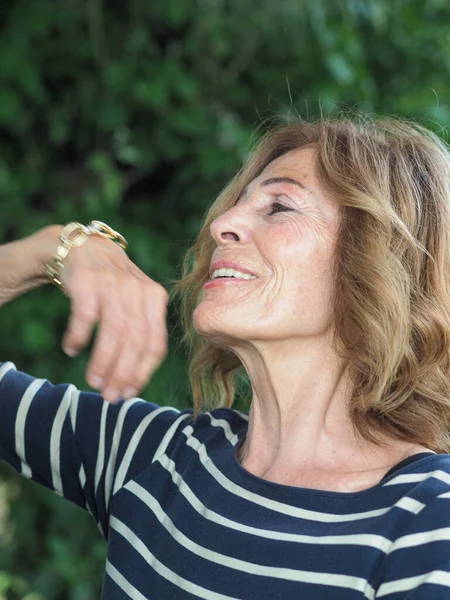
[1,361,450,599]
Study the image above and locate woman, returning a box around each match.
[1,116,450,599]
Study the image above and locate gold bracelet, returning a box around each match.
[45,220,128,297]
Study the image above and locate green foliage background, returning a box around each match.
[0,0,449,597]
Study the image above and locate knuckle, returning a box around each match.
[110,372,133,392]
[109,378,126,392]
[103,365,123,385]
[65,337,83,353]
[105,318,126,338]
[65,328,87,348]
[87,356,108,376]
[87,370,105,389]
[73,304,97,324]
[126,321,147,347]
[108,356,138,388]
[131,315,148,334]
[129,332,145,349]
[151,282,169,303]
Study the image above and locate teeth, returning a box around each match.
[212,268,257,280]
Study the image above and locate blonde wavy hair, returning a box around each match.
[173,116,450,453]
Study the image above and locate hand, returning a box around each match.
[59,235,169,403]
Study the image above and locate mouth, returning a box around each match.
[205,261,259,290]
[210,267,257,281]
[203,276,257,289]
[204,265,258,290]
[208,261,258,280]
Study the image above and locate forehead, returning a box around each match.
[257,146,318,185]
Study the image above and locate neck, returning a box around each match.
[231,335,416,480]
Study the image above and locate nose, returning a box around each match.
[210,206,252,245]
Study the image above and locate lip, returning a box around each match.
[208,261,257,279]
[203,278,255,289]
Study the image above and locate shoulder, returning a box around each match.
[187,407,248,445]
[376,455,450,596]
[383,453,450,494]
[382,454,450,534]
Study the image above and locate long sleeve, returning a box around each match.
[0,361,192,538]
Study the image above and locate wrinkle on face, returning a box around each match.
[194,146,340,347]
[192,147,423,484]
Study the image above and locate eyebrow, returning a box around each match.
[236,176,312,202]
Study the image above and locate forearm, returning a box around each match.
[0,225,63,307]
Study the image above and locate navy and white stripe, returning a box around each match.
[2,362,450,599]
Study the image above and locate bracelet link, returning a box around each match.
[59,222,90,247]
[87,220,128,250]
[45,220,128,297]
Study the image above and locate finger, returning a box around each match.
[85,282,125,391]
[100,281,148,403]
[133,284,169,393]
[62,272,99,357]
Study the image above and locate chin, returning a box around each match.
[193,305,247,346]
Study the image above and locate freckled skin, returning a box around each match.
[194,147,340,347]
[192,146,433,493]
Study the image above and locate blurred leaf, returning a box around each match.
[1,0,450,597]
[0,88,22,124]
[21,319,55,353]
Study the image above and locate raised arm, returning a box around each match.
[0,224,180,533]
[0,224,169,403]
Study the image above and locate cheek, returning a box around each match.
[267,232,334,302]
[262,225,312,278]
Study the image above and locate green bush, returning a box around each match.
[1,0,449,597]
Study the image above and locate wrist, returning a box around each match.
[26,224,65,285]
[45,221,128,296]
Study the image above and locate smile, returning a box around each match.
[211,268,257,280]
[203,269,258,289]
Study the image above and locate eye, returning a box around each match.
[268,199,292,216]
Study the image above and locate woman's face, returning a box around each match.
[193,146,341,348]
